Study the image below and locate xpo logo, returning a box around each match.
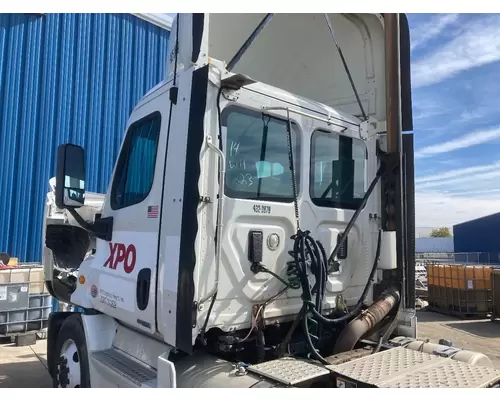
[103,242,136,274]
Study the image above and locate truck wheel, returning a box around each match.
[52,315,91,388]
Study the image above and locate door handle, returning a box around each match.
[136,268,151,311]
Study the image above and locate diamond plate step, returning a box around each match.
[247,357,329,386]
[92,348,157,387]
[327,347,500,388]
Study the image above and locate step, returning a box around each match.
[247,357,329,385]
[92,348,157,388]
[326,347,500,388]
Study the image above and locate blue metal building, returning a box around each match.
[453,212,500,263]
[0,13,171,262]
[415,237,454,253]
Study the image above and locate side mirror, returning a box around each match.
[55,144,86,209]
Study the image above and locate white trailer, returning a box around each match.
[42,13,500,388]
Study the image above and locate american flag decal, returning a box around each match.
[147,205,159,219]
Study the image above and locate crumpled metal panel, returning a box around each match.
[0,13,169,262]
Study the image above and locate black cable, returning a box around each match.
[253,264,298,290]
[302,308,329,365]
[293,229,382,326]
[277,228,380,364]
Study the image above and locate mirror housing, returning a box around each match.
[55,144,86,209]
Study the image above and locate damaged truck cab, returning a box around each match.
[42,13,500,388]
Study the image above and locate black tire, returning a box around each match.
[52,314,91,388]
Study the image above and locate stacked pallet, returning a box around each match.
[0,264,52,339]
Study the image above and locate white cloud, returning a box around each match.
[410,14,459,51]
[415,126,500,158]
[417,168,500,190]
[447,188,500,198]
[416,161,500,183]
[415,159,500,227]
[416,190,500,227]
[412,14,500,88]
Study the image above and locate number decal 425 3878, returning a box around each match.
[253,204,271,214]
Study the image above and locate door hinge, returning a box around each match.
[199,196,211,204]
[169,86,179,105]
[222,88,239,102]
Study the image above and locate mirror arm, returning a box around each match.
[66,208,113,242]
[66,208,93,231]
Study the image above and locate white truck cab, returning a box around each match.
[42,13,500,388]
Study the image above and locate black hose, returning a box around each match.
[293,229,382,326]
[256,328,266,363]
[302,309,329,365]
[287,228,382,364]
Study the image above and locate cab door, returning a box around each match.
[87,92,169,335]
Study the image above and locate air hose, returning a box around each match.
[283,228,382,364]
[288,228,382,326]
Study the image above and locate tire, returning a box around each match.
[52,314,91,388]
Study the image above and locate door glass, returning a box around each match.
[223,107,301,202]
[310,130,366,210]
[111,112,162,210]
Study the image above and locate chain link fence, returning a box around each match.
[416,252,500,266]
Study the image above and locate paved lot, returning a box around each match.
[0,311,499,387]
[416,309,500,369]
[0,338,51,388]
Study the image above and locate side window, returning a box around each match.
[310,130,366,210]
[222,107,300,202]
[111,112,161,210]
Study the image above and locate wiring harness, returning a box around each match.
[284,228,382,364]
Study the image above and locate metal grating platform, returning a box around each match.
[327,347,500,388]
[92,348,157,387]
[247,357,329,386]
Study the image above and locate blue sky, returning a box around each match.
[408,13,500,229]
